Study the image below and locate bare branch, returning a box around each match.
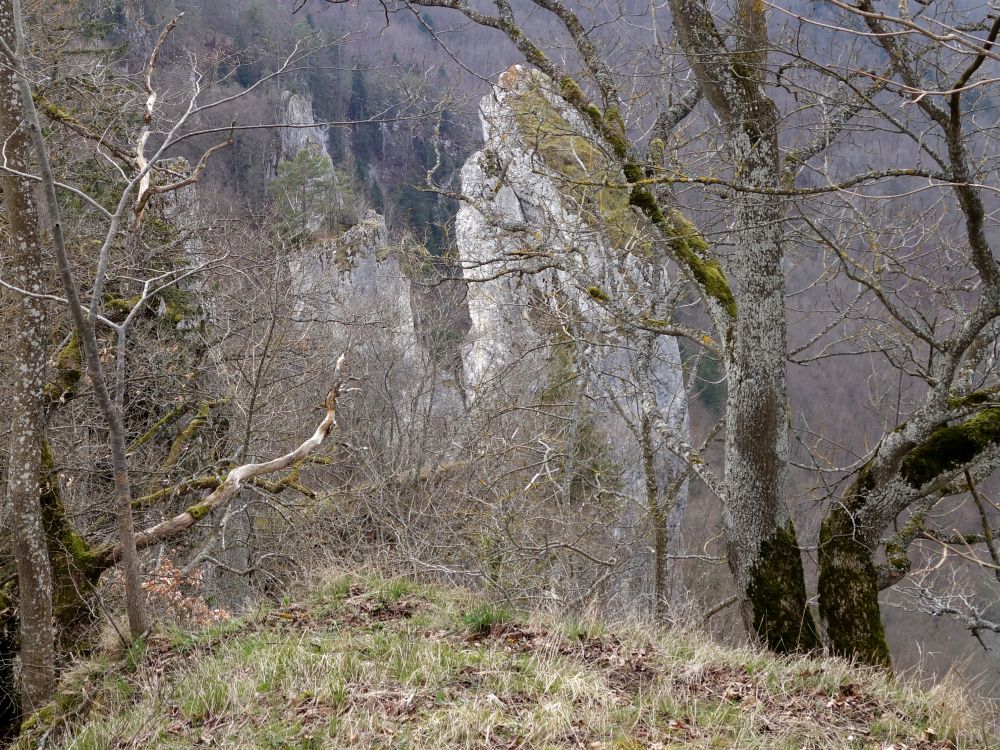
[112,356,351,560]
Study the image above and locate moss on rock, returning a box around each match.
[510,70,737,322]
[510,74,654,259]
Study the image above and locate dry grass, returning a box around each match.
[19,570,999,750]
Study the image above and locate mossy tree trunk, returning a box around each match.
[5,0,150,638]
[39,442,114,625]
[818,407,1000,666]
[817,503,891,667]
[0,444,115,732]
[803,0,1000,668]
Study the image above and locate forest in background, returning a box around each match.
[0,0,999,735]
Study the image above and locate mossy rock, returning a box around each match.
[508,75,644,254]
[508,71,735,320]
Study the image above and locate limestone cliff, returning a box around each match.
[457,66,691,612]
[289,210,419,368]
[276,91,330,166]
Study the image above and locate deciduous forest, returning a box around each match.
[0,0,998,746]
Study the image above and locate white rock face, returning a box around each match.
[288,210,466,443]
[277,91,329,164]
[289,211,419,368]
[273,90,355,234]
[457,66,691,611]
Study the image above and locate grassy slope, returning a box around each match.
[19,571,997,750]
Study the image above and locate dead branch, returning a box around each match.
[134,13,181,227]
[107,355,350,562]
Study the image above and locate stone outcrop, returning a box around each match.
[456,66,691,612]
[289,210,419,368]
[274,90,357,235]
[276,91,330,165]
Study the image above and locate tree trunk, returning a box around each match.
[667,0,820,653]
[0,0,55,712]
[641,415,670,620]
[721,103,820,652]
[5,0,149,638]
[817,485,891,667]
[817,407,1000,667]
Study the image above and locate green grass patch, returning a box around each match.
[461,602,516,635]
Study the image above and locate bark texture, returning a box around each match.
[666,0,820,652]
[5,0,149,637]
[817,496,891,667]
[818,408,1000,665]
[0,0,55,712]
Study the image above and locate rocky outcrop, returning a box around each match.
[273,90,357,234]
[289,211,419,366]
[456,66,691,613]
[290,210,462,424]
[276,91,329,166]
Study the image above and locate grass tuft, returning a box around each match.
[461,603,516,635]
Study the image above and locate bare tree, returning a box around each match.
[3,0,154,638]
[664,0,821,651]
[788,1,1000,666]
[0,8,359,716]
[313,0,819,652]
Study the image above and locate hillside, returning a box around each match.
[17,571,996,750]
